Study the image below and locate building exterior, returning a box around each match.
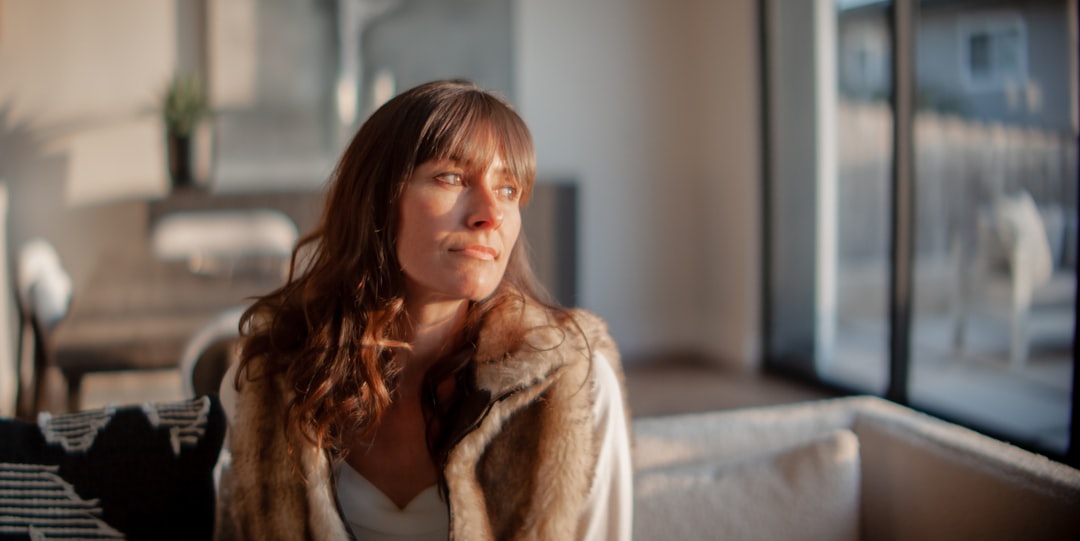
[838,0,1075,131]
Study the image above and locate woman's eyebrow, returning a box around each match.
[433,156,464,167]
[453,158,512,178]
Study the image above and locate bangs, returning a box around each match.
[416,91,536,203]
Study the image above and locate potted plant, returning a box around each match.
[162,73,208,189]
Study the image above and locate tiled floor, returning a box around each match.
[623,356,835,417]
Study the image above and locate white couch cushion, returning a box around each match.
[634,429,861,541]
[633,399,858,473]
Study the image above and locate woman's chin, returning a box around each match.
[462,277,506,302]
[466,284,501,302]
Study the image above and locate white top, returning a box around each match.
[219,353,633,541]
[333,461,448,541]
[580,353,634,541]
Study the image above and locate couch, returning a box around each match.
[3,394,1078,540]
[632,395,1080,541]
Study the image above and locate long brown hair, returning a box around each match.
[235,80,563,465]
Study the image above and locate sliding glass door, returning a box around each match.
[763,0,1077,458]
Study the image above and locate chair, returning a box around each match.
[14,239,72,418]
[950,189,1059,370]
[179,306,245,399]
[151,208,299,277]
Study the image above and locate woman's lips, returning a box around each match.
[454,245,497,260]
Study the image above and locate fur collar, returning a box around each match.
[446,298,616,539]
[473,296,598,397]
[222,297,619,541]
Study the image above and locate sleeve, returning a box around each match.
[578,351,634,541]
[218,359,240,427]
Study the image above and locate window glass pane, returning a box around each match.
[969,33,991,78]
[910,0,1076,454]
[767,0,893,393]
[208,0,340,191]
[205,0,514,193]
[829,0,893,392]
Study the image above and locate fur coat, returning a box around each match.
[220,297,625,540]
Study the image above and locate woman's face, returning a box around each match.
[396,153,522,306]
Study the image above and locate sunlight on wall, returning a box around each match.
[0,0,176,206]
[207,0,256,108]
[62,117,168,206]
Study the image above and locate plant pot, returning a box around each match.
[166,131,193,189]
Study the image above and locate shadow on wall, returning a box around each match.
[0,103,70,254]
[0,104,150,294]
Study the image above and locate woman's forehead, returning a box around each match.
[430,122,501,159]
[427,129,524,173]
[436,152,509,173]
[418,109,534,191]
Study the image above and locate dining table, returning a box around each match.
[49,250,287,412]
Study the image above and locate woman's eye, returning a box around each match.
[498,185,519,201]
[435,173,463,186]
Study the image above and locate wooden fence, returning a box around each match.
[835,100,1077,267]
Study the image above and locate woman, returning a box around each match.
[219,80,632,541]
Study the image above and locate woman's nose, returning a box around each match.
[467,189,504,230]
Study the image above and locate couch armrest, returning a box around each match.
[851,398,1080,540]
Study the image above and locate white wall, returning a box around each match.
[515,0,761,368]
[0,0,175,291]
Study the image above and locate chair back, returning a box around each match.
[151,209,299,277]
[14,238,72,418]
[179,306,245,398]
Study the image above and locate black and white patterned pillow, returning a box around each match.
[0,395,226,541]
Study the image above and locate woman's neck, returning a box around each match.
[398,299,468,393]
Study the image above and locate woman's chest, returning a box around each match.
[345,402,439,510]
